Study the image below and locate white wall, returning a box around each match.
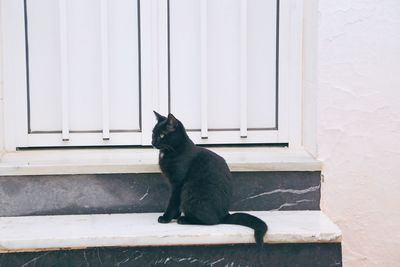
[0,0,4,153]
[316,0,400,266]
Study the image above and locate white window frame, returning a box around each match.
[163,0,304,146]
[1,0,154,149]
[1,0,304,150]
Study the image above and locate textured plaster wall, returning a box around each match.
[317,0,400,266]
[0,1,3,153]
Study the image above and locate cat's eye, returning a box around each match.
[160,133,165,139]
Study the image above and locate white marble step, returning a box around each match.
[0,211,341,253]
[0,147,321,176]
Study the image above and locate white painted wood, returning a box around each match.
[240,0,248,138]
[247,0,278,130]
[169,0,281,144]
[139,0,153,145]
[0,32,3,153]
[288,0,303,148]
[68,0,102,132]
[151,0,160,112]
[27,132,142,147]
[277,0,289,145]
[188,130,280,145]
[158,0,169,116]
[14,0,141,147]
[4,0,304,147]
[200,0,208,139]
[150,0,169,116]
[0,147,321,176]
[26,0,62,133]
[207,0,240,130]
[59,0,70,141]
[302,0,318,156]
[278,0,303,148]
[107,0,140,132]
[1,0,29,151]
[169,0,201,130]
[140,0,160,145]
[26,0,143,135]
[100,0,110,140]
[0,211,341,253]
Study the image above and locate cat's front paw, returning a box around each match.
[158,215,171,223]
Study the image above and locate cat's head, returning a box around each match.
[152,111,186,150]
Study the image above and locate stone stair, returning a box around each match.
[0,148,342,266]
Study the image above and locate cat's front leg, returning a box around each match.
[158,185,181,223]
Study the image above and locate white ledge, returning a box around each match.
[0,211,341,253]
[0,147,321,176]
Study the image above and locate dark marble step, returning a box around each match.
[0,243,341,267]
[0,171,321,217]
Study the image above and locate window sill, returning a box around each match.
[0,147,321,176]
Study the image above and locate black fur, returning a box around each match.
[152,111,268,246]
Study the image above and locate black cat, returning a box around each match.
[152,111,267,246]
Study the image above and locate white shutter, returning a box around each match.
[2,0,302,148]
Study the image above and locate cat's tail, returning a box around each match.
[222,213,267,246]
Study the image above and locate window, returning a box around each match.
[2,0,303,148]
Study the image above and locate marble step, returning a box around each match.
[0,147,321,176]
[0,211,342,266]
[0,172,321,217]
[0,211,341,252]
[0,148,322,216]
[0,243,342,267]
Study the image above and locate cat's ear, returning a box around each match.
[167,113,178,131]
[153,111,166,122]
